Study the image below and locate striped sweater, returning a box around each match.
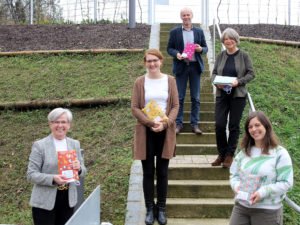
[230,145,293,209]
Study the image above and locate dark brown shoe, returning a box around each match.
[211,156,224,166]
[191,125,203,134]
[176,125,183,134]
[223,155,233,168]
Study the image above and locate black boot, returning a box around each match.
[145,206,154,225]
[157,207,167,225]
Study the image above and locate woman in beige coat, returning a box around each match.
[131,49,179,225]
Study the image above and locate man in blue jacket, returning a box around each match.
[167,7,208,134]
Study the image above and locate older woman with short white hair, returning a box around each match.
[211,28,255,168]
[27,108,86,225]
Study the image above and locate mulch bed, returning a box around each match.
[1,23,300,52]
[0,24,150,52]
[212,24,300,42]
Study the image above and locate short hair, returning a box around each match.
[221,28,240,45]
[48,108,73,123]
[143,49,164,62]
[241,111,279,156]
[180,7,193,17]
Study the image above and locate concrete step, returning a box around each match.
[166,218,230,225]
[184,93,214,102]
[176,144,217,155]
[167,198,233,218]
[183,111,215,121]
[168,163,229,180]
[184,102,215,111]
[181,121,215,132]
[176,132,215,144]
[167,180,234,198]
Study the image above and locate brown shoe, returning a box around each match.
[211,155,224,166]
[191,125,203,134]
[223,155,233,168]
[176,125,183,134]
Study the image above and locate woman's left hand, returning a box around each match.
[72,159,81,170]
[250,191,261,205]
[195,44,202,53]
[151,122,164,132]
[232,79,239,87]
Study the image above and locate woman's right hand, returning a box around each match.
[53,175,68,185]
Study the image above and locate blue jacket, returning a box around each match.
[167,26,208,75]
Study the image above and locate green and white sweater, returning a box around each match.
[230,145,293,209]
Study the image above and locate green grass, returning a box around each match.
[0,106,135,225]
[0,43,299,225]
[0,52,146,225]
[239,41,300,224]
[0,53,145,102]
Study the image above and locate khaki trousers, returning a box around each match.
[229,202,283,225]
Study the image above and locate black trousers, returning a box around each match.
[142,128,169,209]
[32,189,74,225]
[215,91,246,158]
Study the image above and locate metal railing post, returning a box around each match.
[213,18,216,63]
[129,0,136,28]
[94,0,97,23]
[30,0,34,24]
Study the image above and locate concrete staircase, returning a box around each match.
[159,23,233,225]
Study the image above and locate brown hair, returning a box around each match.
[143,49,164,62]
[241,111,279,156]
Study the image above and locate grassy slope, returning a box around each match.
[0,53,144,101]
[0,53,145,225]
[0,43,299,224]
[240,41,300,224]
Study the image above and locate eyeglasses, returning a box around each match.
[51,121,69,125]
[145,59,160,63]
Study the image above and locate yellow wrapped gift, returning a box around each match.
[142,100,168,122]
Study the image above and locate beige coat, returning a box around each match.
[131,75,179,160]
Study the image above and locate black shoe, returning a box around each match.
[191,125,203,134]
[145,207,154,225]
[176,124,183,134]
[157,207,167,225]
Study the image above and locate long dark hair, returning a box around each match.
[241,111,279,156]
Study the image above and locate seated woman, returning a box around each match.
[27,108,86,225]
[229,111,293,225]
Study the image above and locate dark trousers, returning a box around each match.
[32,189,74,225]
[229,202,283,225]
[215,91,246,157]
[142,128,169,209]
[175,62,201,126]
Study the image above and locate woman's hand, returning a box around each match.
[151,121,164,132]
[232,79,239,87]
[216,84,224,89]
[250,191,261,205]
[72,159,81,170]
[53,175,68,185]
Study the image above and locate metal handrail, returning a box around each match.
[212,18,300,215]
